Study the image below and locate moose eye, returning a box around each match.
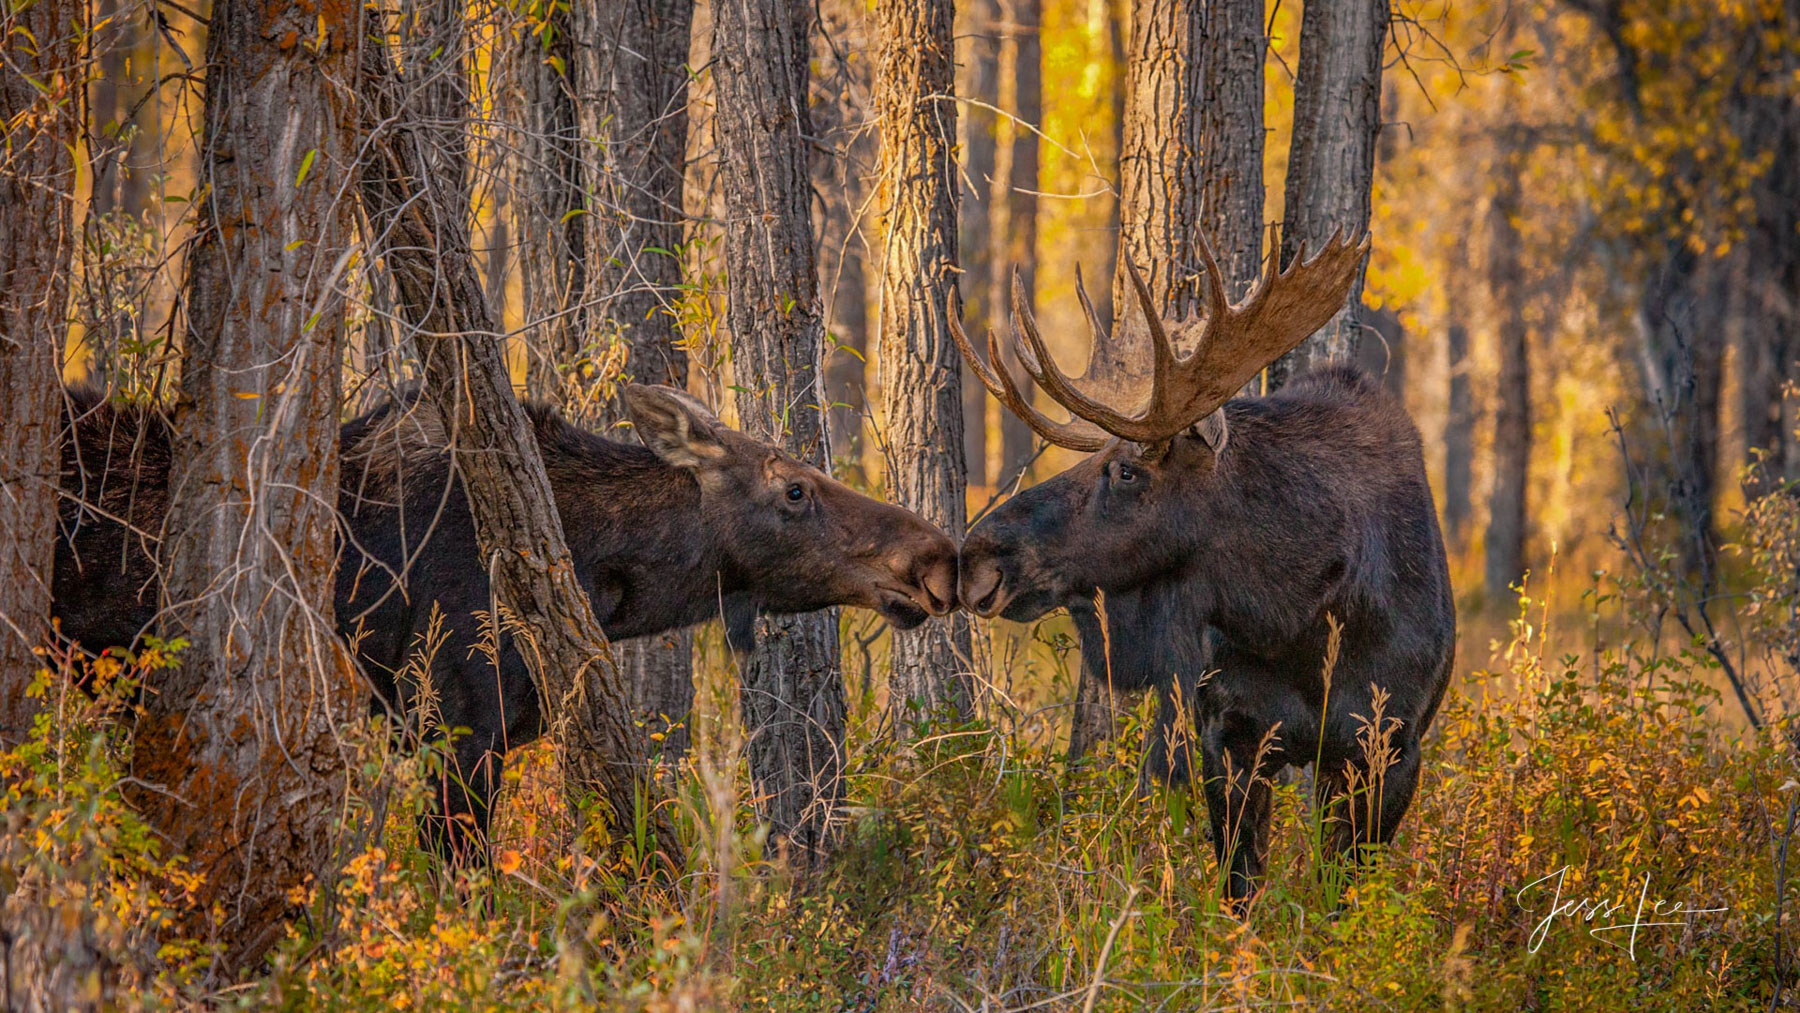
[1116,463,1140,484]
[785,483,807,503]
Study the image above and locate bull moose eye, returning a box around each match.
[785,483,806,503]
[1116,463,1139,484]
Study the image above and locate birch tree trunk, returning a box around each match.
[712,0,845,860]
[875,0,971,724]
[0,0,80,747]
[139,0,359,972]
[1267,0,1386,390]
[358,11,681,867]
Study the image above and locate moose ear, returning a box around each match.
[1191,410,1229,457]
[622,384,729,470]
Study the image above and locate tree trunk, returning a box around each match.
[1195,0,1264,304]
[990,0,1041,485]
[0,0,80,746]
[1072,0,1262,757]
[816,0,875,467]
[712,0,845,861]
[875,0,972,724]
[957,0,1000,488]
[138,0,358,973]
[1443,322,1474,550]
[1636,243,1724,580]
[1105,0,1198,377]
[1484,167,1530,601]
[358,11,681,867]
[514,6,584,401]
[585,0,697,761]
[1267,0,1386,390]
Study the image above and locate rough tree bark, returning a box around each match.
[989,0,1041,484]
[816,0,874,467]
[957,0,1000,486]
[0,0,81,747]
[1071,0,1262,757]
[1484,165,1530,601]
[358,12,681,866]
[712,0,846,860]
[137,0,359,973]
[584,0,698,761]
[513,4,584,400]
[1267,0,1387,391]
[875,0,971,724]
[1443,321,1474,551]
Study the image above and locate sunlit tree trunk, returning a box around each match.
[1073,0,1262,757]
[359,8,681,867]
[0,0,81,749]
[141,0,359,972]
[1267,0,1386,390]
[957,0,1000,487]
[990,0,1041,486]
[1484,164,1530,601]
[712,0,845,860]
[875,0,971,724]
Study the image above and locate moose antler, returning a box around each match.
[951,227,1371,450]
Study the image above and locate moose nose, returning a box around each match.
[915,551,956,616]
[958,557,1006,617]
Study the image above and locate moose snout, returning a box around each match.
[914,550,957,616]
[957,545,1007,617]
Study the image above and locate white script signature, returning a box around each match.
[1516,865,1727,959]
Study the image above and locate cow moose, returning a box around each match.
[952,231,1456,904]
[53,383,958,862]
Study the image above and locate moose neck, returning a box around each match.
[1172,395,1359,659]
[533,420,737,641]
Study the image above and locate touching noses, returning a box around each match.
[912,541,957,616]
[955,532,1007,617]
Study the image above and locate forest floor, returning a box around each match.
[5,571,1789,1011]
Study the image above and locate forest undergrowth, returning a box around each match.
[4,525,1794,1012]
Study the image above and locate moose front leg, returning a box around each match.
[1316,735,1423,864]
[422,733,502,870]
[1200,709,1285,905]
[1141,666,1202,791]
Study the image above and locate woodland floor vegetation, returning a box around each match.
[6,527,1791,1010]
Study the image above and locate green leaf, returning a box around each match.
[295,148,318,187]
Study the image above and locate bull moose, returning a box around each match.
[952,231,1456,903]
[53,383,957,861]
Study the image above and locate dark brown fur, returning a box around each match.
[960,367,1455,902]
[54,385,956,862]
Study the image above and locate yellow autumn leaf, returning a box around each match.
[496,849,523,875]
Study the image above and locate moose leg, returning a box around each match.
[1200,710,1284,904]
[421,732,502,868]
[1141,667,1201,791]
[1317,736,1422,865]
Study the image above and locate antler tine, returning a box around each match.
[1121,257,1179,403]
[985,314,1110,452]
[1009,268,1143,435]
[947,306,1007,400]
